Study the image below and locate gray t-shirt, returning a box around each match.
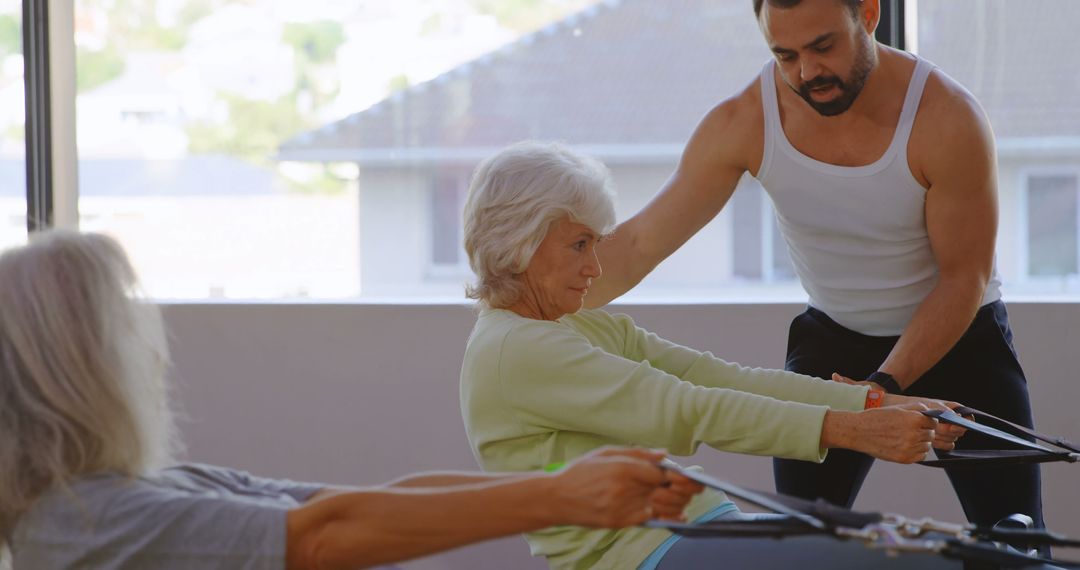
[10,463,324,569]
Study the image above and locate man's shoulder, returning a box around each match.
[684,73,765,174]
[909,63,995,183]
[917,65,989,129]
[701,74,764,135]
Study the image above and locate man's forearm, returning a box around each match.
[878,277,986,389]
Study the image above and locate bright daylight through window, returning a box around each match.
[0,0,25,248]
[68,0,1079,300]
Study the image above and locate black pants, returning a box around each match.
[772,301,1045,530]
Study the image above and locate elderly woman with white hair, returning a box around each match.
[459,141,968,569]
[0,231,704,570]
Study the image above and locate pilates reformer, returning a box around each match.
[648,407,1080,569]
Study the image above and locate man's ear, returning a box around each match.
[861,0,881,36]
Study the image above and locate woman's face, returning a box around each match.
[511,216,602,321]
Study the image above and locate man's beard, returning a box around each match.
[794,38,875,117]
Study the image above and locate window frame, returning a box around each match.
[21,0,50,233]
[21,0,77,236]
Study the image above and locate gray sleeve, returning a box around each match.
[171,463,325,503]
[14,479,291,570]
[94,483,290,570]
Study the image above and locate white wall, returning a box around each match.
[161,302,1080,570]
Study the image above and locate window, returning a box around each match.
[0,0,25,248]
[18,0,1080,301]
[73,0,367,299]
[915,0,1080,298]
[732,179,797,284]
[280,0,795,301]
[70,0,606,299]
[1024,173,1079,282]
[429,167,470,272]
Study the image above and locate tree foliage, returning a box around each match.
[282,21,345,64]
[0,14,19,57]
[76,47,126,92]
[186,93,309,163]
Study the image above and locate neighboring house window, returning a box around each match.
[429,169,469,272]
[1025,173,1079,278]
[732,180,797,283]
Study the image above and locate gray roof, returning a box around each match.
[0,156,285,198]
[279,0,771,163]
[916,1,1080,141]
[279,0,1080,164]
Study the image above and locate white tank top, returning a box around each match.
[756,58,1001,336]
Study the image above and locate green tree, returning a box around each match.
[282,21,345,64]
[73,0,230,93]
[0,14,19,57]
[282,21,346,112]
[186,93,309,163]
[96,0,186,50]
[76,47,125,92]
[387,74,411,94]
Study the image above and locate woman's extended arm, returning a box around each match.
[304,472,532,503]
[285,448,700,570]
[599,310,869,410]
[486,313,936,463]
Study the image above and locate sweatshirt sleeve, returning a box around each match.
[604,311,868,412]
[496,317,835,462]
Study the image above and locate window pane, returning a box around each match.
[1028,175,1078,277]
[0,0,25,248]
[731,181,764,281]
[770,209,796,282]
[430,168,466,267]
[74,0,363,298]
[280,0,806,300]
[731,179,798,284]
[916,0,1080,297]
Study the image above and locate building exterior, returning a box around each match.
[261,0,1080,299]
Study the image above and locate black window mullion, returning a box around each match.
[22,0,52,233]
[875,0,905,50]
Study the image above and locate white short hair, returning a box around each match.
[0,231,179,549]
[463,141,617,308]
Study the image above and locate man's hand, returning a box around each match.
[821,404,939,464]
[551,448,703,528]
[831,373,967,450]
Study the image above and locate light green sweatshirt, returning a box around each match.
[460,308,868,569]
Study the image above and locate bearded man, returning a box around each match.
[585,0,1044,536]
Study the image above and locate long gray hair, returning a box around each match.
[0,231,178,557]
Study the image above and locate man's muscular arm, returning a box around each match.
[584,90,759,308]
[876,74,998,389]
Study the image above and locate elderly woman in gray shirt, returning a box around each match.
[0,231,702,570]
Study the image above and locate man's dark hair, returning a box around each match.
[753,0,862,19]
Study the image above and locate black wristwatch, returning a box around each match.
[868,371,903,394]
